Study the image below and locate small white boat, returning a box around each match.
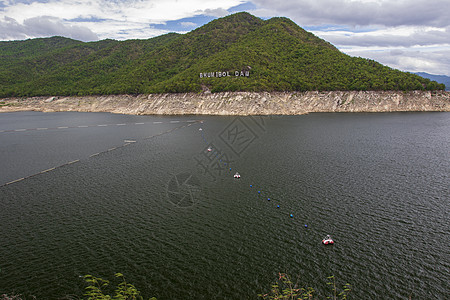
[322,235,334,245]
[207,147,212,152]
[233,172,241,179]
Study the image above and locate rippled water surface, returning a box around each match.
[0,112,449,299]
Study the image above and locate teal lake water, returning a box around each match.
[0,111,449,299]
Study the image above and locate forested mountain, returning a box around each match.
[415,72,450,91]
[0,12,445,97]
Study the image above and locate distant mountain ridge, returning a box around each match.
[0,12,445,97]
[415,72,449,91]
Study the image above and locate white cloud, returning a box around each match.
[4,0,101,23]
[0,0,246,40]
[0,15,98,41]
[251,0,450,27]
[309,26,450,76]
[180,21,196,28]
[313,26,450,48]
[202,8,230,17]
[78,19,171,40]
[344,48,450,76]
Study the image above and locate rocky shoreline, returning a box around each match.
[1,91,449,115]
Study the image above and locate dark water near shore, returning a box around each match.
[0,111,449,299]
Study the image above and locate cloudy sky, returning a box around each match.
[1,0,449,76]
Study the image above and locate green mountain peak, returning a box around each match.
[0,13,445,97]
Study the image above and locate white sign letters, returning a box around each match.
[199,70,250,78]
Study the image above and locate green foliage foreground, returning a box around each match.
[1,272,349,300]
[82,272,350,300]
[83,273,156,300]
[258,273,351,300]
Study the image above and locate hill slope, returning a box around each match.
[0,12,445,97]
[415,72,450,91]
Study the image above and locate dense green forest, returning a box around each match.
[0,12,445,97]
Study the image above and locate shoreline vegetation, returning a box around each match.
[1,91,449,115]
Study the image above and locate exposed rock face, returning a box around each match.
[1,91,449,115]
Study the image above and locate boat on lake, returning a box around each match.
[322,235,334,245]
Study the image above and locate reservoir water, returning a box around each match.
[0,111,449,299]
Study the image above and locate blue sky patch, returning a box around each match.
[152,15,216,32]
[229,1,257,13]
[303,24,378,33]
[152,1,258,33]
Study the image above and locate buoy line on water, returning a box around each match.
[197,124,308,225]
[0,119,201,134]
[1,120,203,188]
[1,159,81,187]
